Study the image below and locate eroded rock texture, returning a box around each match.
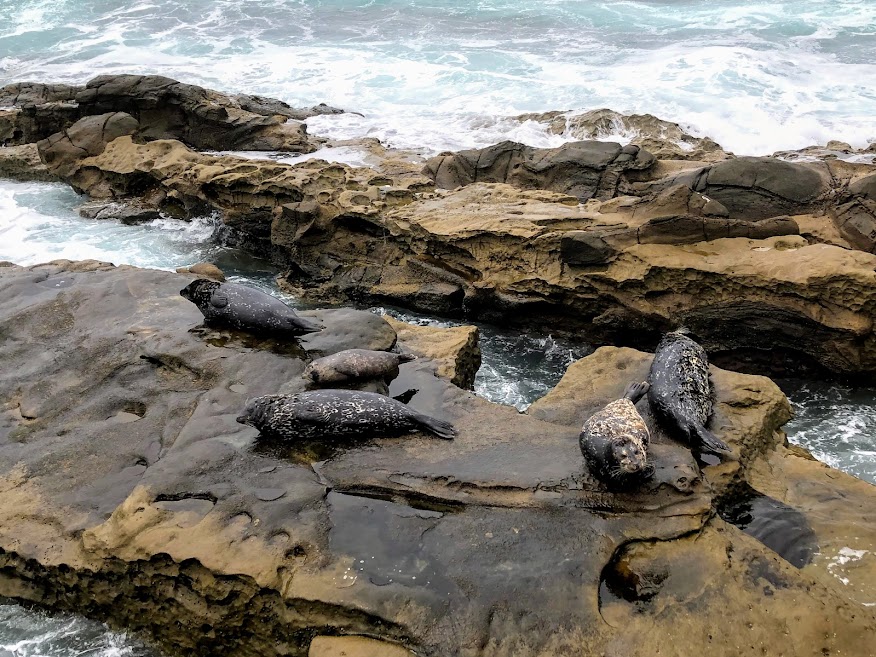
[0,262,874,657]
[1,74,327,152]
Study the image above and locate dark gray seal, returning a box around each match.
[647,330,732,457]
[304,349,416,387]
[579,381,652,487]
[180,278,321,336]
[236,390,456,441]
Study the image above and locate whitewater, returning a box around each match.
[1,0,875,155]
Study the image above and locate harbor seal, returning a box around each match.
[647,330,732,457]
[180,278,322,336]
[579,381,652,487]
[236,389,456,441]
[304,349,416,387]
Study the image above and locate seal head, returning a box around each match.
[579,381,653,488]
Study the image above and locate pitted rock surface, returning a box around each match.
[0,261,874,657]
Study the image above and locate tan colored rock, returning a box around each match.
[0,143,57,181]
[309,636,414,657]
[384,316,481,389]
[175,262,226,281]
[520,108,732,162]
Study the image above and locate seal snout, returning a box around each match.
[619,443,645,472]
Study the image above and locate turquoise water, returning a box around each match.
[1,1,875,154]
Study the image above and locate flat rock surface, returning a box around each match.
[0,261,874,657]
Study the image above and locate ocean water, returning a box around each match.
[1,0,875,155]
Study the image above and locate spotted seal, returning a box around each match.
[236,389,456,441]
[647,330,732,457]
[304,349,416,387]
[579,381,653,487]
[180,279,321,336]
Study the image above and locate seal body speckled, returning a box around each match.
[236,390,456,441]
[647,331,732,457]
[180,279,322,336]
[579,381,652,488]
[304,349,416,387]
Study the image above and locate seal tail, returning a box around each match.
[413,413,457,440]
[692,424,734,458]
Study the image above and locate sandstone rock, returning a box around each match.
[38,133,428,228]
[0,143,57,181]
[0,81,83,106]
[519,108,732,162]
[383,316,481,389]
[298,308,398,356]
[74,75,316,152]
[0,262,873,657]
[423,139,655,200]
[309,636,414,657]
[175,263,226,282]
[37,112,140,178]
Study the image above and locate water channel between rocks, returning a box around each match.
[1,178,875,655]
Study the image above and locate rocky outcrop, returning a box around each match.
[831,172,876,252]
[23,109,876,376]
[423,139,656,200]
[683,156,832,220]
[0,75,330,152]
[35,124,429,226]
[517,108,732,162]
[382,316,481,389]
[0,143,57,181]
[0,261,874,657]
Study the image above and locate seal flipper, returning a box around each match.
[622,381,650,404]
[690,423,734,457]
[412,413,456,440]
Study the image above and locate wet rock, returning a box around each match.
[298,308,398,356]
[0,75,325,152]
[518,107,732,162]
[79,199,161,225]
[37,112,140,178]
[423,139,656,200]
[0,262,873,656]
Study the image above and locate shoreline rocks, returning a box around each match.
[0,261,874,656]
[2,74,876,378]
